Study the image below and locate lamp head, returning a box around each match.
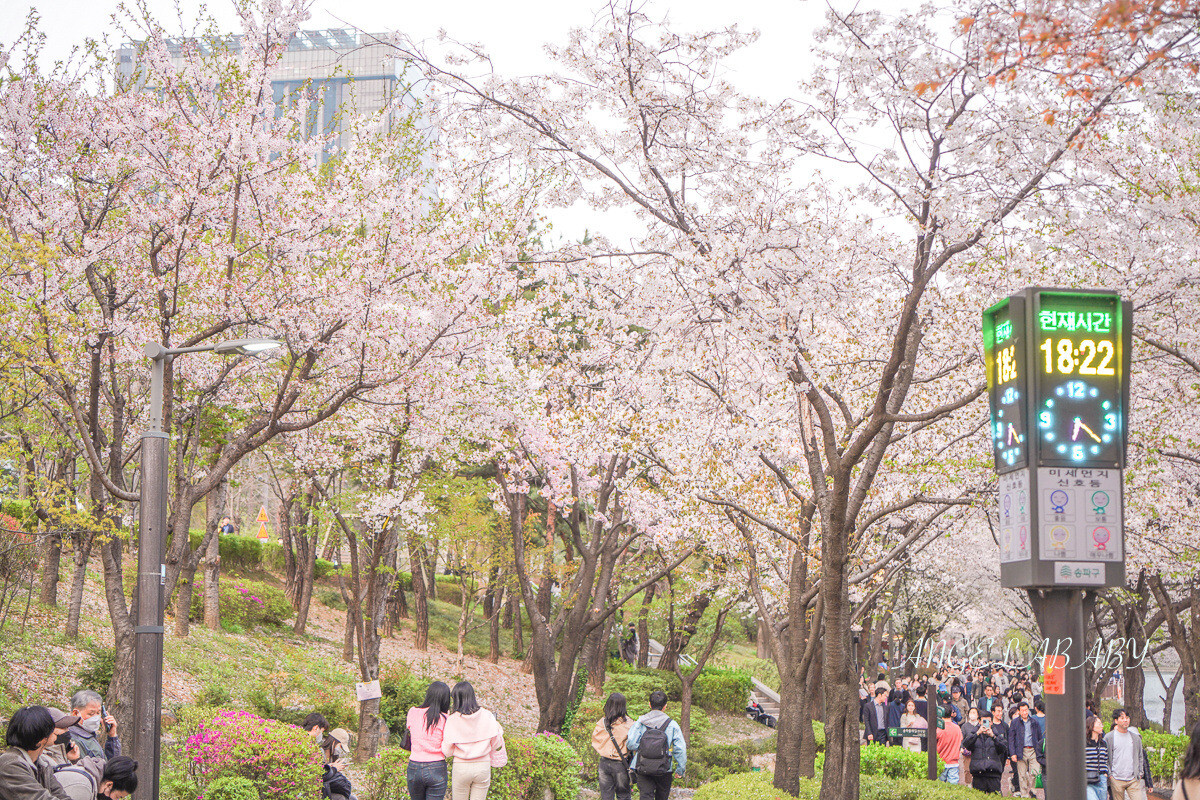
[212,338,283,356]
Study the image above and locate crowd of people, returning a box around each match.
[0,690,136,800]
[860,663,1200,799]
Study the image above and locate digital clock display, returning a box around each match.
[1033,292,1125,467]
[983,298,1027,472]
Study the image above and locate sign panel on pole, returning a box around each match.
[1042,655,1067,695]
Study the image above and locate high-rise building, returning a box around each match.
[117,29,424,158]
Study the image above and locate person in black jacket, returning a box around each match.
[963,715,1009,794]
[862,688,889,745]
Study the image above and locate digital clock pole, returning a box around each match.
[982,288,1131,800]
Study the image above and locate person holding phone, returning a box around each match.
[963,715,1008,794]
[65,693,118,763]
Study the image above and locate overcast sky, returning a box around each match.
[0,0,904,242]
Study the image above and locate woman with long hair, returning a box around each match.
[441,681,506,800]
[590,692,632,800]
[1173,721,1200,800]
[407,681,452,800]
[1085,714,1108,800]
[901,698,926,753]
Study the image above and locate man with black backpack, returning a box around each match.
[625,690,686,800]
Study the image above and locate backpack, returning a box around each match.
[635,719,673,775]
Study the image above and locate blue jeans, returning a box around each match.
[939,765,960,783]
[407,759,448,800]
[1086,774,1108,800]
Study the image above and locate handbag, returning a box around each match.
[398,724,412,752]
[1086,768,1101,785]
[604,721,634,790]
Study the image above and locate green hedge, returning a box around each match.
[187,530,335,577]
[1141,729,1189,780]
[605,669,682,703]
[815,743,941,780]
[693,669,753,713]
[360,734,581,800]
[695,771,990,800]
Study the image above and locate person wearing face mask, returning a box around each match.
[36,709,81,771]
[0,706,71,800]
[64,693,118,764]
[95,756,137,800]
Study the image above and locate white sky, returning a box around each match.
[0,0,906,240]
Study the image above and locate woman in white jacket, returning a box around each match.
[441,682,506,800]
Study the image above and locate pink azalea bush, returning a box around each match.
[182,709,323,799]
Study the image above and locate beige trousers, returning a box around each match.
[1109,776,1146,800]
[451,759,492,800]
[1015,746,1041,797]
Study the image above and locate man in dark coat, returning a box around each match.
[963,715,1009,794]
[862,688,889,745]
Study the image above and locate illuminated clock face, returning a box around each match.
[1037,380,1120,463]
[1033,292,1124,467]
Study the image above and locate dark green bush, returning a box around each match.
[605,669,682,703]
[1141,729,1188,781]
[815,743,941,780]
[693,771,818,800]
[196,683,232,707]
[76,648,115,695]
[692,669,752,713]
[317,589,346,610]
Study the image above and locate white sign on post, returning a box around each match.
[355,680,382,702]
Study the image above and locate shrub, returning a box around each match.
[695,771,989,800]
[692,669,752,713]
[204,776,260,800]
[684,742,753,786]
[378,664,429,736]
[317,589,346,611]
[850,743,942,780]
[605,669,682,704]
[693,771,819,800]
[76,648,115,695]
[196,683,232,707]
[360,734,582,800]
[175,709,323,800]
[190,579,292,630]
[1141,729,1188,781]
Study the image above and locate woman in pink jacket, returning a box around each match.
[406,681,451,800]
[441,682,507,800]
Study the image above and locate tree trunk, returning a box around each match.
[204,478,228,631]
[637,582,655,668]
[343,606,356,662]
[64,537,93,638]
[509,590,524,657]
[100,536,137,738]
[658,591,711,673]
[407,536,430,651]
[818,520,859,800]
[425,539,438,600]
[484,568,503,664]
[39,530,62,607]
[294,546,318,635]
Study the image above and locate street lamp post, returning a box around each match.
[132,338,281,800]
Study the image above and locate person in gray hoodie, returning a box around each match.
[625,690,686,800]
[64,692,118,764]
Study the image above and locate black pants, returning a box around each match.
[407,759,448,800]
[973,773,1002,794]
[634,771,673,800]
[598,757,632,800]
